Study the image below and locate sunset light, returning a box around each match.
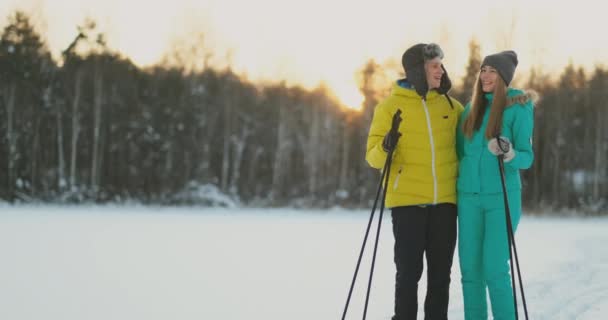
[2,0,607,108]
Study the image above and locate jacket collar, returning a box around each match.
[393,80,444,101]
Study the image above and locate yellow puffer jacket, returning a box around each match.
[366,82,464,208]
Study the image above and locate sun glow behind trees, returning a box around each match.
[2,0,608,110]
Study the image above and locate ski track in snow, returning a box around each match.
[532,234,608,320]
[0,206,606,320]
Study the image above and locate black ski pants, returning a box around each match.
[391,203,457,320]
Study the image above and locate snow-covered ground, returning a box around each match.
[0,206,606,320]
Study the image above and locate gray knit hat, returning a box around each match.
[481,50,518,86]
[402,43,452,98]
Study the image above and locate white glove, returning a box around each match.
[488,136,515,162]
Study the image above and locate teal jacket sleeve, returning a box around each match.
[456,104,469,160]
[505,102,534,169]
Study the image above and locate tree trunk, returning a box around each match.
[308,105,320,200]
[4,84,17,202]
[339,117,351,192]
[247,147,263,198]
[56,101,66,190]
[31,115,41,195]
[531,132,541,206]
[199,110,218,181]
[164,127,174,193]
[593,98,604,201]
[229,126,251,197]
[91,65,103,194]
[220,100,232,192]
[70,69,83,191]
[271,104,289,202]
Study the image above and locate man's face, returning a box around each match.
[424,57,444,90]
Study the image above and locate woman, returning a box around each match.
[456,50,536,320]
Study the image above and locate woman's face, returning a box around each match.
[480,65,499,92]
[424,57,444,90]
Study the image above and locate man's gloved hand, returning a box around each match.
[488,136,515,162]
[382,110,402,153]
[382,130,401,152]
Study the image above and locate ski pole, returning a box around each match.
[342,110,401,320]
[496,136,529,320]
[341,149,391,320]
[362,140,395,320]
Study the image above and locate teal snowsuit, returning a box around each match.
[456,88,534,320]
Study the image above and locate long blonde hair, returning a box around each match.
[463,74,508,139]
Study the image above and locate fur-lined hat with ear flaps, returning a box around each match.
[402,43,452,99]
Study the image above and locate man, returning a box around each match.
[365,43,464,320]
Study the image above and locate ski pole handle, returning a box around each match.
[390,109,402,133]
[495,135,511,153]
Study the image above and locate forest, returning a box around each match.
[1,11,606,214]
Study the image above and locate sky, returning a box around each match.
[0,206,607,319]
[1,0,607,108]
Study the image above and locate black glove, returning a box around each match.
[382,131,401,152]
[382,110,402,152]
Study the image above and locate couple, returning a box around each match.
[365,43,536,320]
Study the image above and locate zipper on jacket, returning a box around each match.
[393,165,403,190]
[421,99,438,203]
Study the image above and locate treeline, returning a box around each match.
[0,12,606,214]
[0,11,379,208]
